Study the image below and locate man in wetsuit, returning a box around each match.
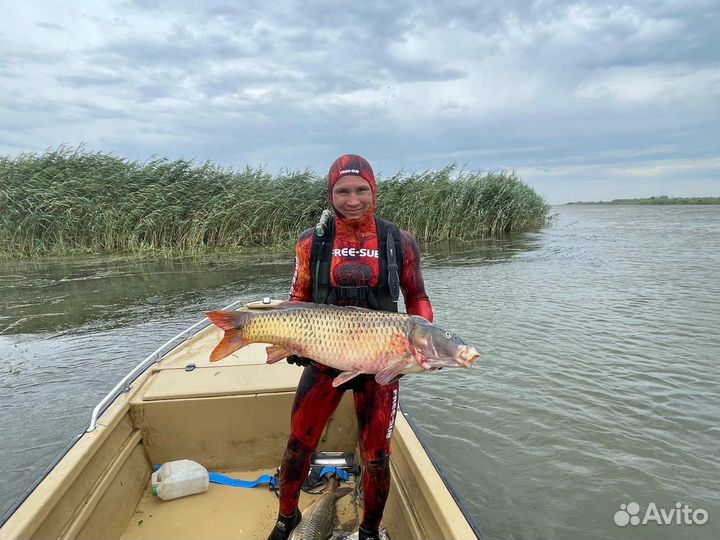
[268,154,433,540]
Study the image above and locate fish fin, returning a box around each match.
[331,370,364,387]
[273,301,371,314]
[273,301,315,310]
[208,328,247,362]
[265,345,293,364]
[333,487,353,499]
[206,310,251,362]
[375,365,405,385]
[206,310,251,331]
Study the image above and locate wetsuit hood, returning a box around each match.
[327,154,377,204]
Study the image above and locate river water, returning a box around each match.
[1,205,718,539]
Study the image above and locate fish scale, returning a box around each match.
[244,306,412,368]
[207,301,479,387]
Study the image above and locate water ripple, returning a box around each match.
[2,208,720,539]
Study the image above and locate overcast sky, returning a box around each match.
[1,1,718,203]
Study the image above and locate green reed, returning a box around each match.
[0,148,551,257]
[377,167,551,239]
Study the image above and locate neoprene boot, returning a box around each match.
[358,526,380,540]
[266,510,302,540]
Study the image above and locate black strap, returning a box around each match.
[338,285,369,302]
[312,216,335,304]
[312,238,325,304]
[386,228,400,303]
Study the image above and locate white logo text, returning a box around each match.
[332,248,379,258]
[386,388,398,439]
[614,502,709,527]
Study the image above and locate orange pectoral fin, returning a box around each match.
[265,345,294,364]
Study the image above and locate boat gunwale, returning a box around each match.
[0,299,242,529]
[400,410,484,539]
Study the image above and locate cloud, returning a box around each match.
[35,21,64,31]
[0,0,718,203]
[576,65,720,103]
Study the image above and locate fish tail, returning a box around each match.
[326,475,339,491]
[206,310,252,362]
[333,486,352,499]
[325,475,352,499]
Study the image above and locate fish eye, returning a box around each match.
[444,331,452,339]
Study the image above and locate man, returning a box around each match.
[268,154,433,540]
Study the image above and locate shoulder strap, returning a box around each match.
[310,216,335,303]
[376,218,403,303]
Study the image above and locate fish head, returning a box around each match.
[409,319,480,369]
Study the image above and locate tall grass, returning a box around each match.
[377,166,551,239]
[0,148,551,257]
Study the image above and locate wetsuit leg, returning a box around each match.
[278,364,345,516]
[353,378,399,532]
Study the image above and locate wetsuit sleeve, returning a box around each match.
[289,230,314,302]
[399,230,433,322]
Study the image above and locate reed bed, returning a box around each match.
[377,166,551,239]
[0,148,551,257]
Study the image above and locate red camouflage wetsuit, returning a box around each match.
[279,210,432,531]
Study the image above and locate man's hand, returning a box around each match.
[286,355,311,367]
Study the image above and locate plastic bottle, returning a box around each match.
[151,459,209,500]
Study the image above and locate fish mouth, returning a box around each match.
[460,347,480,367]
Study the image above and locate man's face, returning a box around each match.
[331,175,374,220]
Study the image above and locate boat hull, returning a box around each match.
[0,303,481,540]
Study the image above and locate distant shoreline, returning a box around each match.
[565,196,720,205]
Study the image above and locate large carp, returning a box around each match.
[206,301,479,387]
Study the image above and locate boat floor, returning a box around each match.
[121,468,361,540]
